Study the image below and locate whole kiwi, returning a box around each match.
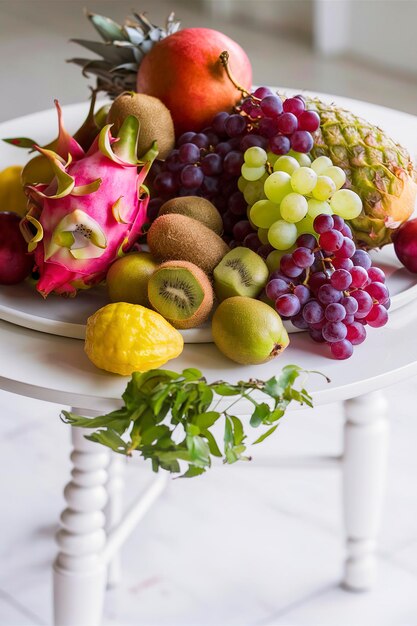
[158,197,223,235]
[148,260,214,329]
[147,214,229,275]
[107,92,175,160]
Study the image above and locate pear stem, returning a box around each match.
[219,51,251,97]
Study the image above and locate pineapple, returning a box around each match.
[308,99,417,248]
[68,11,180,98]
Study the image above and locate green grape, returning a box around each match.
[311,156,333,175]
[323,166,346,190]
[241,163,266,182]
[312,175,336,201]
[264,171,293,204]
[267,151,279,165]
[266,247,295,272]
[244,146,268,167]
[330,189,363,219]
[250,199,281,229]
[307,198,332,219]
[237,176,248,192]
[268,220,298,250]
[289,150,311,167]
[243,180,265,205]
[296,214,317,237]
[258,228,270,245]
[280,193,308,223]
[291,167,317,194]
[273,155,300,175]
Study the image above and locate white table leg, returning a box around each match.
[104,452,125,587]
[342,390,389,591]
[53,421,109,626]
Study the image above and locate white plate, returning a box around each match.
[0,101,416,343]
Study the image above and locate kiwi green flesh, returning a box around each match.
[214,248,268,301]
[148,268,204,321]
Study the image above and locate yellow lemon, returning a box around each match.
[85,302,184,376]
[0,166,27,216]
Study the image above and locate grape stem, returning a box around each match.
[219,51,251,97]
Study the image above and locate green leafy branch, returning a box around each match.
[62,365,328,478]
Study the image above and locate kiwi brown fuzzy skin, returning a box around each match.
[158,197,223,236]
[148,260,214,329]
[107,92,175,160]
[147,214,229,275]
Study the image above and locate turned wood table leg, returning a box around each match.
[342,390,389,591]
[104,452,125,588]
[53,418,109,626]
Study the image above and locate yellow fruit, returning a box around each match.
[85,302,184,375]
[0,166,27,216]
[106,252,158,306]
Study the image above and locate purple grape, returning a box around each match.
[269,134,291,155]
[351,249,372,270]
[294,284,311,305]
[333,257,353,271]
[309,328,326,343]
[366,304,389,328]
[203,128,219,147]
[201,153,222,175]
[296,233,317,250]
[228,191,247,216]
[283,97,305,116]
[243,232,261,251]
[147,197,164,222]
[322,321,347,343]
[290,131,314,153]
[193,133,209,149]
[318,283,342,304]
[261,95,283,117]
[310,320,325,330]
[309,271,328,293]
[277,112,298,134]
[331,339,353,360]
[368,266,386,283]
[303,300,324,324]
[341,296,358,315]
[266,278,289,300]
[223,151,244,176]
[179,142,201,164]
[248,104,263,119]
[180,165,204,188]
[331,269,352,290]
[216,142,233,157]
[275,293,301,317]
[201,176,220,196]
[253,87,274,99]
[224,114,247,137]
[241,98,254,114]
[239,134,268,151]
[383,298,391,310]
[178,131,196,146]
[292,312,309,330]
[346,321,367,345]
[258,117,280,138]
[319,229,344,252]
[297,110,320,132]
[292,247,315,268]
[153,171,178,196]
[340,223,353,239]
[350,266,368,289]
[257,244,274,259]
[165,150,184,173]
[280,254,304,278]
[212,112,229,135]
[334,237,356,259]
[351,290,373,318]
[232,220,253,242]
[325,302,346,322]
[314,214,334,234]
[332,215,345,231]
[365,281,389,305]
[344,314,355,325]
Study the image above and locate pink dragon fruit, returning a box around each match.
[20,106,156,297]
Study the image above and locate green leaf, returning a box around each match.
[140,425,171,446]
[192,411,219,430]
[201,430,222,457]
[230,416,245,445]
[249,403,270,427]
[186,423,200,437]
[180,466,206,479]
[61,409,130,435]
[252,424,279,445]
[86,429,128,454]
[212,383,240,396]
[182,368,203,380]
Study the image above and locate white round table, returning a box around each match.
[1,94,417,626]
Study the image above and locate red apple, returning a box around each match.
[137,28,252,136]
[0,212,34,284]
[393,218,417,273]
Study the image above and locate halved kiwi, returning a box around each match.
[213,247,269,301]
[148,260,214,329]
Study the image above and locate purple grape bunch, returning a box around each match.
[265,214,390,360]
[148,87,320,242]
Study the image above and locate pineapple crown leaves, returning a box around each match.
[68,10,181,98]
[61,365,329,478]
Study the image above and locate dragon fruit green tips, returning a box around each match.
[20,105,157,297]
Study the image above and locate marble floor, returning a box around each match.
[1,374,417,626]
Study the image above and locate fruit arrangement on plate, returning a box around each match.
[1,9,417,376]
